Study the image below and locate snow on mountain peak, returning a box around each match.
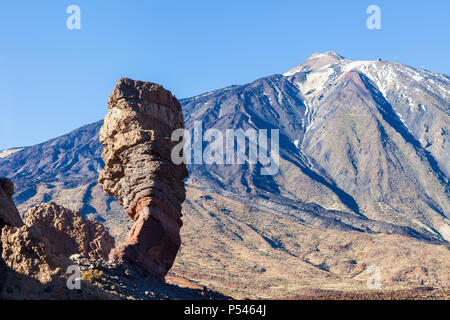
[284,51,347,76]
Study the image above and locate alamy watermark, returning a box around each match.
[366,5,381,30]
[66,264,81,289]
[171,121,280,176]
[66,5,81,30]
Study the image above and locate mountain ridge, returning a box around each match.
[1,52,449,241]
[1,52,449,297]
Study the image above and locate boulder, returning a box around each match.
[0,200,116,299]
[1,223,114,300]
[24,202,115,260]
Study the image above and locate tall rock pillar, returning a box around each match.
[99,78,188,279]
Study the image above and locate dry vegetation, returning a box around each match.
[167,187,450,299]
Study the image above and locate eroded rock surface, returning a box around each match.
[0,178,23,229]
[0,178,116,299]
[24,202,115,260]
[99,78,188,279]
[0,179,223,300]
[1,222,115,300]
[0,177,23,292]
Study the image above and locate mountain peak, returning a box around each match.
[284,51,347,76]
[309,51,345,60]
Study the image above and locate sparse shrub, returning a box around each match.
[82,269,104,283]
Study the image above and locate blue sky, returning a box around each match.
[0,0,449,150]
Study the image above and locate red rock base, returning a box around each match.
[109,197,182,280]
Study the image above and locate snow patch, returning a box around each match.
[0,148,23,158]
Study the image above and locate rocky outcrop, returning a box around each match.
[98,78,188,279]
[0,177,23,292]
[1,223,114,299]
[0,179,222,300]
[0,180,115,299]
[1,222,70,299]
[23,202,115,260]
[0,178,23,229]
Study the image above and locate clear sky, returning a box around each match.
[0,0,449,150]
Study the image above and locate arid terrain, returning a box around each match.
[1,52,449,299]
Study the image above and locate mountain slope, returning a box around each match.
[1,52,449,297]
[182,52,449,241]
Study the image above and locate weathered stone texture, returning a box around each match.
[99,78,188,279]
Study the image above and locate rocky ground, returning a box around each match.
[0,177,228,300]
[70,254,229,300]
[170,188,450,299]
[289,287,450,300]
[1,181,449,300]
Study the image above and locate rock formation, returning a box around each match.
[1,222,71,299]
[98,78,188,279]
[1,222,115,300]
[0,178,23,229]
[0,178,222,300]
[24,202,114,260]
[0,177,23,292]
[0,178,116,299]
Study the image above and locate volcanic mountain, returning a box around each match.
[1,52,449,298]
